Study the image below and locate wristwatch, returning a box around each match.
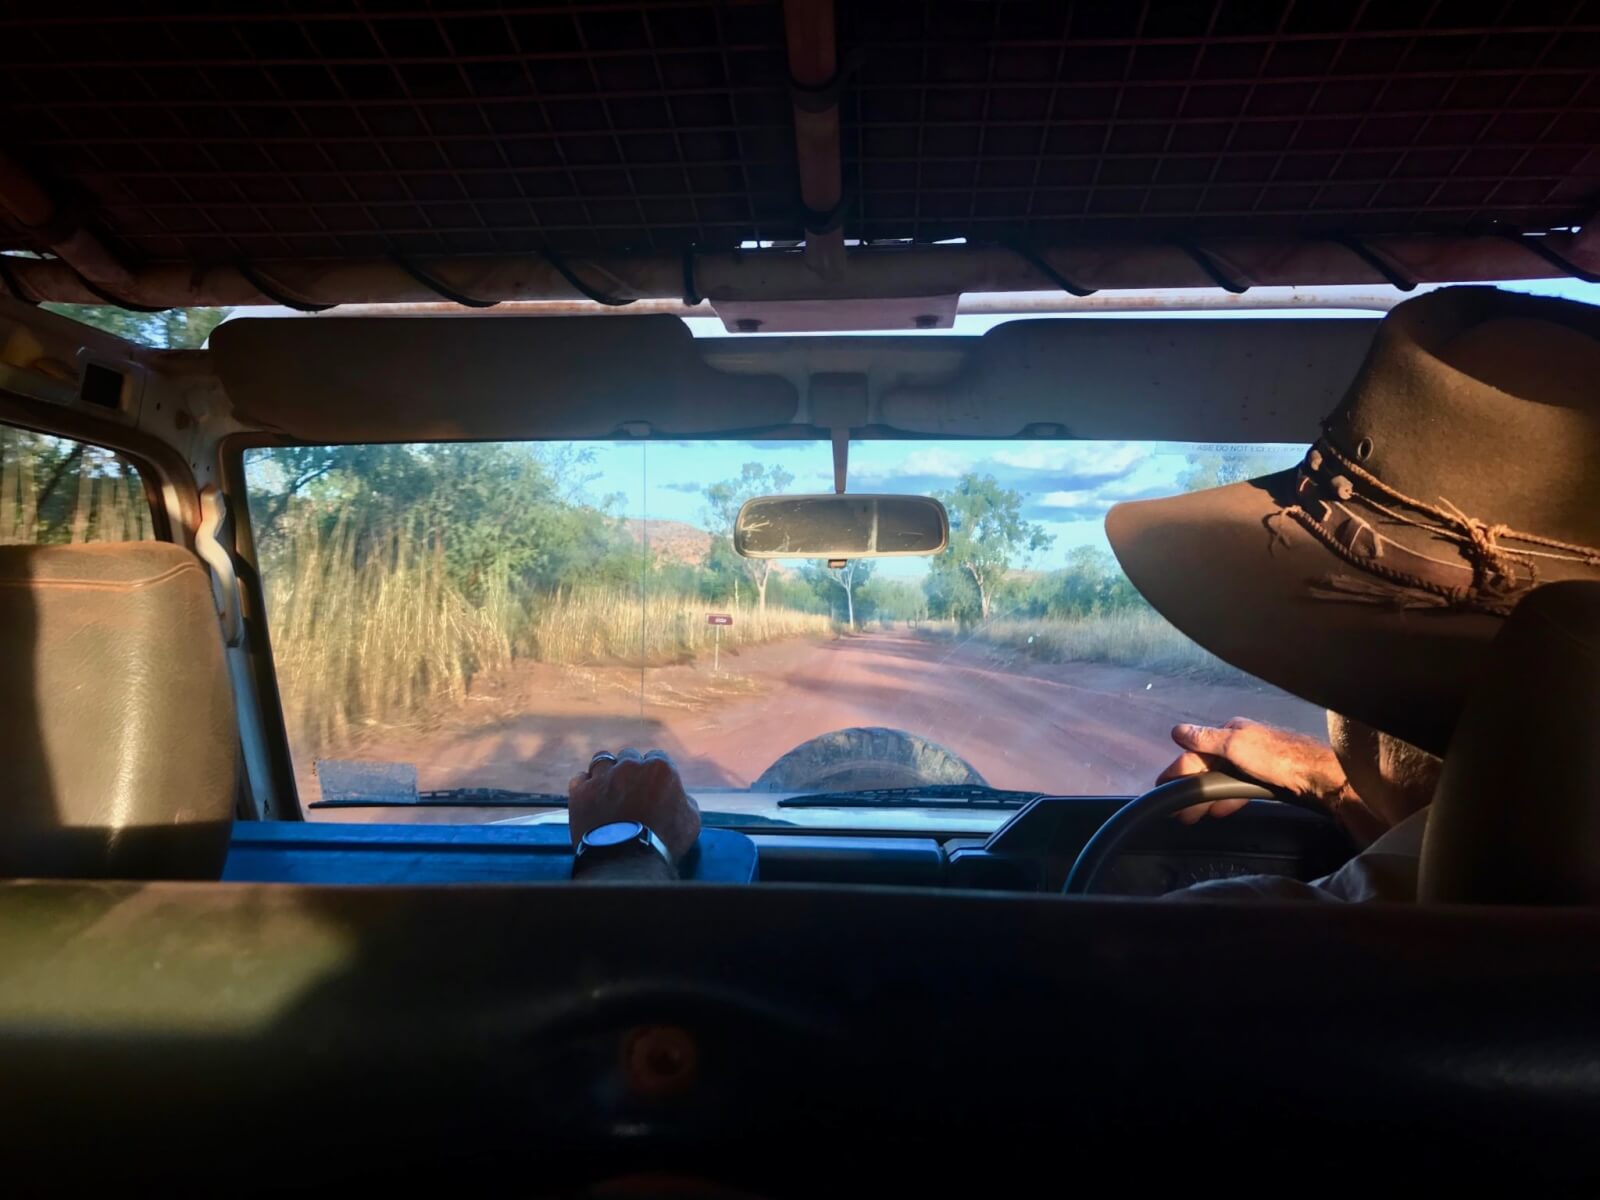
[572,820,677,878]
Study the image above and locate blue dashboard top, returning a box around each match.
[224,821,759,885]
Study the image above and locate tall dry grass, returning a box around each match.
[265,517,514,750]
[526,586,831,665]
[927,608,1253,685]
[0,435,154,545]
[263,519,833,750]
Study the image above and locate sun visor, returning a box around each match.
[210,314,798,440]
[880,318,1377,442]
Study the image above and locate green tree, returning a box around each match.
[244,442,635,602]
[857,576,927,625]
[42,304,230,350]
[803,558,874,630]
[1177,448,1286,493]
[0,427,151,545]
[921,564,981,623]
[930,473,1053,621]
[701,462,795,615]
[247,443,433,539]
[1047,546,1144,617]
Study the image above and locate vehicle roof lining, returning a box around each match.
[1,2,1593,259]
[209,312,1375,443]
[0,2,1594,307]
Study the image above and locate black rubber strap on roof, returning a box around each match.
[390,254,498,308]
[800,196,847,236]
[1176,241,1250,294]
[69,267,168,313]
[1509,230,1600,285]
[681,244,703,307]
[1006,241,1096,297]
[788,47,863,114]
[539,245,632,307]
[235,261,335,312]
[0,254,37,305]
[1334,235,1418,291]
[790,73,845,114]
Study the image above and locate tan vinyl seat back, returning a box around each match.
[0,543,237,879]
[1421,580,1600,905]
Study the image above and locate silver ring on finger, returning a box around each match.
[589,751,618,771]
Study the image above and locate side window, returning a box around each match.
[0,425,155,545]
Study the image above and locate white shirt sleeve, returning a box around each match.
[1165,807,1430,904]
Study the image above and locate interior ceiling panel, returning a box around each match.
[209,313,800,439]
[0,1,1594,268]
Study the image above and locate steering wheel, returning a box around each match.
[1062,771,1333,895]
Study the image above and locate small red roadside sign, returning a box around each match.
[707,613,734,626]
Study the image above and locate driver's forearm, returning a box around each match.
[1327,783,1391,847]
[572,844,680,883]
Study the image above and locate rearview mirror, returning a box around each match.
[734,494,949,559]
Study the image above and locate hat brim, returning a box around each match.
[1105,469,1504,755]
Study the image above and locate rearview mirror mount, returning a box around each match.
[734,494,949,559]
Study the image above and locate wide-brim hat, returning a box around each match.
[1106,287,1600,755]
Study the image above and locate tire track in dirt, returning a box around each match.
[300,630,1324,821]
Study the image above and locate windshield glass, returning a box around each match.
[244,438,1324,830]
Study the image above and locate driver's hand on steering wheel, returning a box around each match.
[568,748,702,861]
[1158,718,1386,842]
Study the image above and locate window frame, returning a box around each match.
[219,433,310,820]
[0,401,174,546]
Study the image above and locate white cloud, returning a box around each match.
[895,448,970,478]
[1038,489,1104,510]
[853,447,969,482]
[1101,472,1172,500]
[989,442,1145,475]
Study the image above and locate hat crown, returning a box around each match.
[1104,286,1600,754]
[1326,288,1600,541]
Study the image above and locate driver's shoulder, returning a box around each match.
[1167,807,1430,904]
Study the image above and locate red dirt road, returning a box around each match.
[300,631,1324,819]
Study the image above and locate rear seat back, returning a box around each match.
[0,543,236,878]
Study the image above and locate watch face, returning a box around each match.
[586,821,644,849]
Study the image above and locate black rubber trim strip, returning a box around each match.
[1005,241,1096,297]
[789,73,844,114]
[1176,241,1250,293]
[68,267,168,313]
[539,245,632,307]
[787,49,862,114]
[1508,230,1600,284]
[390,254,498,308]
[1334,235,1418,291]
[800,197,847,235]
[681,244,703,307]
[235,261,335,312]
[0,254,37,305]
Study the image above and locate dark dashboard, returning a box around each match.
[224,796,1354,895]
[17,799,1596,1195]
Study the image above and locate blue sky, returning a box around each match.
[571,277,1600,581]
[584,436,1298,579]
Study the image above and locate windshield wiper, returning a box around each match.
[309,788,569,810]
[776,784,1038,810]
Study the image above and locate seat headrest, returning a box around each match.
[1420,581,1600,905]
[0,543,236,879]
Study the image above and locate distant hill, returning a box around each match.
[624,518,712,566]
[622,518,801,577]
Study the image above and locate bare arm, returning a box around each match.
[1157,717,1390,845]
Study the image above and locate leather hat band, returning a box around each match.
[1277,436,1600,615]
